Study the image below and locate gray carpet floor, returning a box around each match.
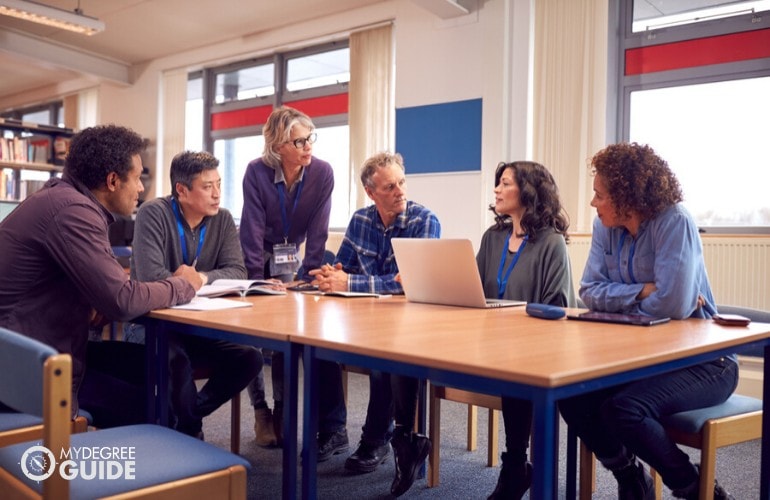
[200,370,761,499]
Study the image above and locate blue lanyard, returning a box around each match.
[171,198,206,266]
[616,230,637,284]
[277,178,304,243]
[496,232,528,299]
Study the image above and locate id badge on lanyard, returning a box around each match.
[270,242,300,276]
[272,179,303,277]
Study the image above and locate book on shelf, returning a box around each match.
[28,135,52,164]
[53,136,71,166]
[0,138,10,161]
[197,278,287,297]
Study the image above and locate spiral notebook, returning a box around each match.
[391,238,526,309]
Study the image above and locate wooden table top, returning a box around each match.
[148,293,770,388]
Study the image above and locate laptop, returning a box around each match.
[391,238,527,309]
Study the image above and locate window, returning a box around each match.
[615,0,770,231]
[191,42,351,227]
[185,74,204,152]
[286,47,350,92]
[1,101,62,127]
[213,135,263,220]
[215,62,275,103]
[632,0,770,32]
[629,77,770,227]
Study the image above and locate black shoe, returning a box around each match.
[712,480,736,500]
[673,477,735,500]
[317,429,350,462]
[345,441,391,473]
[487,457,532,500]
[390,431,431,497]
[613,459,654,500]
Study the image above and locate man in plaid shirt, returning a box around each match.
[310,151,440,497]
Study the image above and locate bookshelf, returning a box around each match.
[0,118,74,204]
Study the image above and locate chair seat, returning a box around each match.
[0,411,42,431]
[661,394,763,434]
[0,423,250,498]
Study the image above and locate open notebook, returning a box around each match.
[391,238,526,309]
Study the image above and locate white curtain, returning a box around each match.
[348,23,394,210]
[532,0,608,232]
[158,68,188,199]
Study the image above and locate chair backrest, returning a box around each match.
[717,305,770,357]
[0,327,58,416]
[0,327,73,498]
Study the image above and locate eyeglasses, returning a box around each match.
[288,133,317,149]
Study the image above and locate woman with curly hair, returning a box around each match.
[559,143,736,500]
[478,161,576,499]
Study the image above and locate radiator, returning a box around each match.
[702,236,770,311]
[567,234,770,311]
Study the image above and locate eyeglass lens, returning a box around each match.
[292,133,317,149]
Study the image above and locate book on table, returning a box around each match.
[197,279,287,297]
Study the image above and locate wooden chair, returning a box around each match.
[428,385,501,487]
[0,410,88,448]
[0,326,249,500]
[578,304,768,500]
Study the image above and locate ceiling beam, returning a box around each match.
[0,28,130,85]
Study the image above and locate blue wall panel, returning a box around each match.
[395,98,482,174]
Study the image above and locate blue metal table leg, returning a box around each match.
[283,342,300,500]
[761,344,770,499]
[302,344,320,500]
[531,392,559,499]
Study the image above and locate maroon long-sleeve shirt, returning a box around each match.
[0,174,194,413]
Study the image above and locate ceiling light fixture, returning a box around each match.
[0,0,104,36]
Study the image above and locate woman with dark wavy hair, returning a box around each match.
[478,161,576,499]
[560,143,736,500]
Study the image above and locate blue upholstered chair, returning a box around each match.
[0,407,89,448]
[0,327,250,500]
[579,304,767,500]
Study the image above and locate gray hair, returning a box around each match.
[262,106,315,168]
[360,152,405,189]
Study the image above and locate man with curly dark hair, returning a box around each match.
[560,143,736,500]
[0,124,202,429]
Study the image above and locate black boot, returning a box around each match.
[613,459,655,500]
[390,428,431,497]
[487,453,532,500]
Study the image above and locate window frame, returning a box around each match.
[0,101,63,127]
[192,41,351,226]
[612,1,770,233]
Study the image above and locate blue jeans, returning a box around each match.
[315,360,347,433]
[559,357,738,490]
[360,370,395,446]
